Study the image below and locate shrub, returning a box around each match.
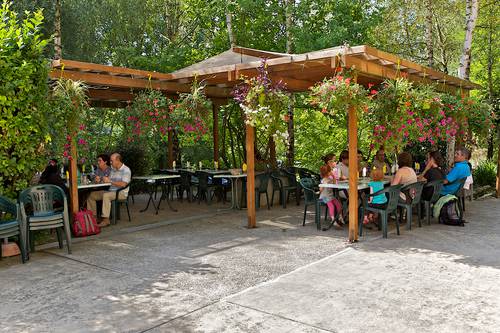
[0,3,49,198]
[473,160,497,187]
[113,142,153,177]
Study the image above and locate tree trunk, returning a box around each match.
[486,16,495,159]
[285,0,293,54]
[226,3,236,48]
[424,0,434,67]
[54,0,62,59]
[435,18,449,74]
[459,0,479,80]
[285,0,294,167]
[286,97,295,167]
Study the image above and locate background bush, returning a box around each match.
[473,159,497,187]
[0,4,49,198]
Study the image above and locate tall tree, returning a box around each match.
[284,0,295,166]
[424,0,434,67]
[458,0,479,80]
[54,0,61,59]
[226,1,236,48]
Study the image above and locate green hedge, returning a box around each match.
[0,3,49,198]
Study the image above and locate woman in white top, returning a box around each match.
[391,151,417,202]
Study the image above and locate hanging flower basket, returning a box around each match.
[309,70,370,122]
[233,61,291,144]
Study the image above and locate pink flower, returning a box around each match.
[368,83,374,89]
[418,137,425,142]
[345,78,351,84]
[78,124,85,131]
[370,89,377,95]
[77,138,87,145]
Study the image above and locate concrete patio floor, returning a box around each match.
[1,197,499,332]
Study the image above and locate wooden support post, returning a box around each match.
[213,101,219,162]
[168,130,173,168]
[246,124,256,228]
[69,140,79,215]
[348,105,359,242]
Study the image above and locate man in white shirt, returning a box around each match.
[87,153,131,227]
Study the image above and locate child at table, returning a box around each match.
[319,165,344,228]
[363,168,387,226]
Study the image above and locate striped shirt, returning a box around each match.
[110,163,131,195]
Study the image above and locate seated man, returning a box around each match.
[87,153,131,227]
[440,147,471,196]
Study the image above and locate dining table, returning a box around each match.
[318,178,392,229]
[213,173,247,209]
[132,174,180,214]
[75,182,112,210]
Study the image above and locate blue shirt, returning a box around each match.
[369,181,387,204]
[441,161,471,195]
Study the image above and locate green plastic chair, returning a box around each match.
[111,184,131,225]
[255,173,271,210]
[421,179,444,225]
[299,178,329,230]
[271,169,300,208]
[361,184,402,238]
[397,181,425,229]
[448,177,467,221]
[194,171,217,205]
[19,185,72,254]
[0,196,27,263]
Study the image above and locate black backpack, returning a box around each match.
[439,198,464,226]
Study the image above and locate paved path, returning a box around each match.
[1,198,499,332]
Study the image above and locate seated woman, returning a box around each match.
[391,152,417,202]
[418,150,445,201]
[94,154,111,183]
[39,159,69,197]
[335,150,349,181]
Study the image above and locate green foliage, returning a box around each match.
[309,70,370,121]
[114,141,153,177]
[473,160,497,187]
[0,2,49,198]
[235,62,290,147]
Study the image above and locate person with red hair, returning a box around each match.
[319,165,344,228]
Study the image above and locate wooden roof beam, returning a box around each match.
[362,46,480,90]
[232,46,289,59]
[87,89,135,102]
[50,69,231,98]
[344,55,458,94]
[52,59,172,80]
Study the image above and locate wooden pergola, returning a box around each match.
[50,45,481,242]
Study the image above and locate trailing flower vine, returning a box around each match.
[232,60,291,144]
[126,81,212,144]
[309,69,370,122]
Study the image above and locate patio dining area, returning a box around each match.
[1,194,499,332]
